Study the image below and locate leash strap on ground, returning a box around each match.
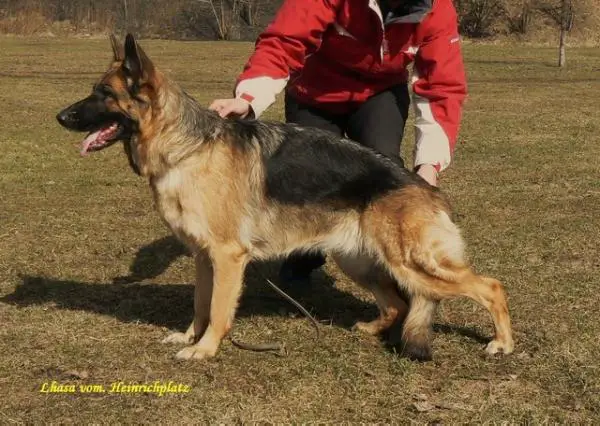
[229,264,321,355]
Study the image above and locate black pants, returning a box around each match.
[281,84,411,277]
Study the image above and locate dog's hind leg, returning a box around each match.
[396,266,513,356]
[162,249,213,345]
[407,210,514,356]
[175,243,248,360]
[396,295,438,361]
[332,253,409,336]
[368,202,514,359]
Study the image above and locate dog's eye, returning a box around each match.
[101,88,116,99]
[93,84,116,99]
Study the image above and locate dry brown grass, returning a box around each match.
[0,36,599,423]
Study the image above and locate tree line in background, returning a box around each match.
[456,0,593,65]
[0,0,268,40]
[0,0,596,63]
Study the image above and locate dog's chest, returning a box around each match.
[150,169,209,248]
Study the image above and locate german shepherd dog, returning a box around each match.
[56,34,514,362]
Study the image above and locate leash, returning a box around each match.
[228,264,321,355]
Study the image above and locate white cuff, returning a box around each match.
[235,76,289,118]
[412,94,452,172]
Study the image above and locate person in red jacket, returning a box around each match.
[210,0,467,284]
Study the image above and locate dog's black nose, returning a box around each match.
[56,109,76,128]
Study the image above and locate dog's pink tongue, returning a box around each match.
[80,131,102,156]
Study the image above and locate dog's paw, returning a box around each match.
[162,332,193,345]
[384,336,433,362]
[401,341,433,362]
[485,338,514,356]
[352,321,383,336]
[175,345,216,361]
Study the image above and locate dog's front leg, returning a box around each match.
[175,244,247,360]
[162,249,214,345]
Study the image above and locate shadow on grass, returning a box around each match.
[2,235,489,347]
[4,271,379,332]
[3,229,377,332]
[111,235,190,284]
[432,323,489,344]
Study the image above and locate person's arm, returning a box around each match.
[411,0,467,184]
[212,0,341,119]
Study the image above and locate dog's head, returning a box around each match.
[56,33,158,174]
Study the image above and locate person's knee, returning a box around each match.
[357,131,404,167]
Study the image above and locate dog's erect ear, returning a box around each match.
[109,33,123,61]
[122,33,155,90]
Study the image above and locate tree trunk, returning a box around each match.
[558,26,567,67]
[558,0,571,67]
[123,0,129,26]
[88,1,93,32]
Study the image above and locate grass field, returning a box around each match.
[0,36,599,423]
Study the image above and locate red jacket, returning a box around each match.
[235,0,467,172]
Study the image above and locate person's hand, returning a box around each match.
[416,164,438,187]
[209,98,252,118]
